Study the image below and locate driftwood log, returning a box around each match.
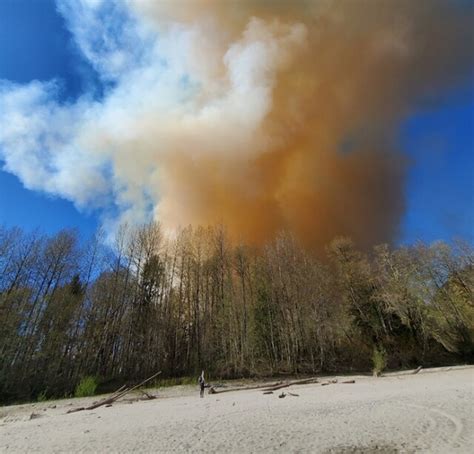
[67,370,162,414]
[321,379,338,386]
[208,381,283,395]
[139,390,157,400]
[261,377,319,392]
[107,385,127,400]
[208,376,319,395]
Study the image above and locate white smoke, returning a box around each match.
[0,0,306,235]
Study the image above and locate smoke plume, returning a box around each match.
[0,0,472,250]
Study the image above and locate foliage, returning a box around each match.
[154,376,196,388]
[74,376,98,398]
[372,347,387,377]
[37,390,48,402]
[0,223,472,404]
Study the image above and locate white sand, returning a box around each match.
[1,366,473,453]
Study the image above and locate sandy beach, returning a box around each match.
[1,366,472,453]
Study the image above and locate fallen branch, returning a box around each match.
[68,384,129,414]
[261,377,319,392]
[209,381,283,395]
[68,371,162,414]
[139,390,157,400]
[67,407,85,414]
[341,379,355,384]
[209,376,319,395]
[110,384,127,397]
[412,366,423,375]
[94,384,128,406]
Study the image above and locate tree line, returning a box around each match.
[0,223,472,403]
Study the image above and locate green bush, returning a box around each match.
[37,390,48,402]
[74,376,98,398]
[155,376,196,388]
[372,346,387,377]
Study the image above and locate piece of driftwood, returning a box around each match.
[412,366,423,374]
[288,392,299,397]
[209,376,319,395]
[110,384,127,397]
[341,379,355,384]
[261,377,319,392]
[278,392,286,398]
[80,384,128,412]
[97,385,128,405]
[208,381,283,395]
[263,391,274,394]
[139,390,157,400]
[67,407,85,413]
[67,370,162,414]
[321,379,337,386]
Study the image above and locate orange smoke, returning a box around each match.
[128,0,473,251]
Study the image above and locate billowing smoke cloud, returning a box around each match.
[0,0,472,250]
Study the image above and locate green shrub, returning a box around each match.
[154,376,196,388]
[37,390,48,402]
[180,376,197,386]
[75,376,98,398]
[372,346,387,377]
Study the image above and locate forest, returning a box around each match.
[0,223,472,404]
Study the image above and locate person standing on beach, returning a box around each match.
[198,371,205,398]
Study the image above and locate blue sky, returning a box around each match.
[0,0,472,245]
[0,0,98,237]
[400,97,473,244]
